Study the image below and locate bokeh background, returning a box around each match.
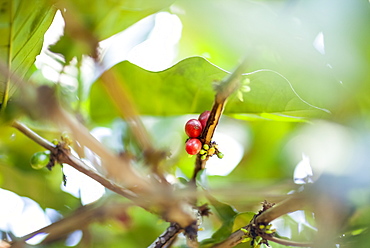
[1,0,370,247]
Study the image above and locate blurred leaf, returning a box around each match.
[0,0,56,105]
[90,57,221,122]
[208,193,239,224]
[230,121,296,181]
[342,228,370,248]
[90,57,328,124]
[1,0,369,247]
[274,213,316,243]
[62,0,175,41]
[229,113,307,123]
[0,163,79,211]
[232,212,255,232]
[174,0,370,116]
[348,205,370,230]
[201,193,239,246]
[226,70,330,118]
[51,0,175,63]
[49,34,92,65]
[87,206,168,248]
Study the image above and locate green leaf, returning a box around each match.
[51,0,175,63]
[232,212,255,232]
[0,0,56,107]
[63,0,176,41]
[229,113,308,123]
[209,193,239,223]
[0,163,79,211]
[90,57,329,124]
[201,193,239,245]
[226,70,330,118]
[90,57,222,122]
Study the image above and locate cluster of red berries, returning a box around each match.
[184,111,210,155]
[184,111,224,160]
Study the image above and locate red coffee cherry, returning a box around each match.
[185,119,203,138]
[185,138,202,155]
[198,111,210,129]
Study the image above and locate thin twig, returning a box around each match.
[163,235,178,248]
[211,229,245,248]
[12,119,197,228]
[191,58,249,183]
[260,235,312,247]
[255,193,307,224]
[211,230,313,248]
[148,223,182,248]
[11,200,130,247]
[11,121,56,150]
[0,60,197,227]
[171,58,250,247]
[211,194,312,248]
[13,116,194,227]
[12,120,139,201]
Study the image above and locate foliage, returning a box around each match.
[0,0,56,106]
[0,0,370,247]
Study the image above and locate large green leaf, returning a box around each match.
[174,0,370,118]
[0,0,56,107]
[90,57,329,123]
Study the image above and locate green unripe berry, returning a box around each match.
[201,154,207,160]
[30,151,50,170]
[199,149,207,155]
[259,225,265,229]
[203,144,209,150]
[216,152,224,159]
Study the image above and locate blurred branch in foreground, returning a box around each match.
[0,61,196,228]
[10,200,131,248]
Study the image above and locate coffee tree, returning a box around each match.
[1,0,370,247]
